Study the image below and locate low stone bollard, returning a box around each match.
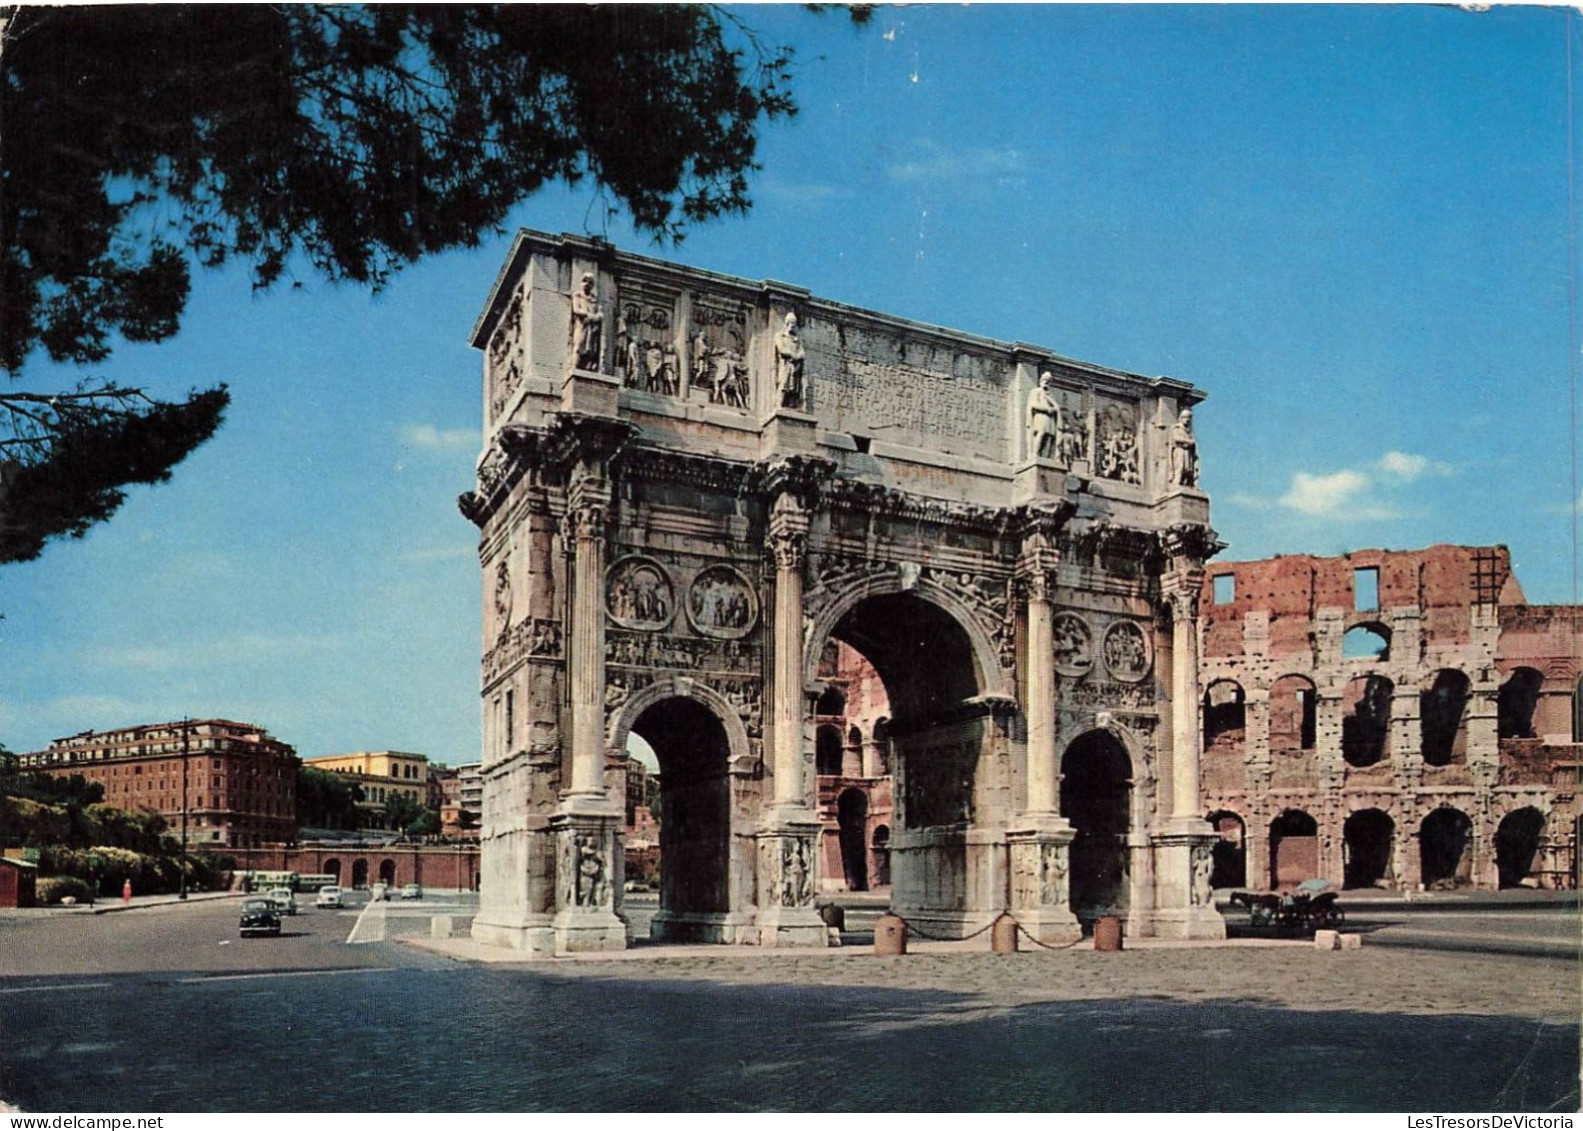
[873,913,908,956]
[1338,933,1363,950]
[430,914,455,940]
[991,913,1018,954]
[1314,929,1340,950]
[1093,915,1123,952]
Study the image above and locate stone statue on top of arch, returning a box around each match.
[1170,408,1199,489]
[569,272,604,371]
[1026,371,1062,463]
[775,312,806,409]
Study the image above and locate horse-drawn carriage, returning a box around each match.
[1230,879,1345,932]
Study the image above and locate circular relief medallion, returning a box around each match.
[1101,619,1151,683]
[685,565,759,639]
[605,556,676,631]
[1052,613,1094,677]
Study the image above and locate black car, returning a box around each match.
[239,897,282,937]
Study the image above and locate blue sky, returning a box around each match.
[4,4,1579,763]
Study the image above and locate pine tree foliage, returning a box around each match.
[0,4,845,562]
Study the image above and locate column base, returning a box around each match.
[756,818,828,948]
[754,905,830,948]
[1009,907,1084,947]
[470,911,556,957]
[1147,905,1228,941]
[552,908,630,954]
[1007,818,1081,944]
[548,809,627,954]
[1149,828,1226,940]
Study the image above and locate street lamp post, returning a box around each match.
[179,718,189,900]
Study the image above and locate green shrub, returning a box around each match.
[36,875,94,905]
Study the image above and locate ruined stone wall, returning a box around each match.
[1199,545,1579,891]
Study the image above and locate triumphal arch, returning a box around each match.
[460,230,1226,953]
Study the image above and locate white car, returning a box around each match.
[315,885,344,909]
[267,887,297,915]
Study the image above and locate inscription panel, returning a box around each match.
[806,322,1008,461]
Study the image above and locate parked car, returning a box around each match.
[315,885,344,909]
[239,897,282,937]
[399,883,422,900]
[267,888,297,915]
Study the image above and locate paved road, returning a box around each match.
[0,898,1577,1113]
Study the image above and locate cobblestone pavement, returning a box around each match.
[1,899,1577,1112]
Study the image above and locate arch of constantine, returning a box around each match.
[459,230,1227,954]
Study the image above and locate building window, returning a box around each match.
[505,689,515,752]
[1353,566,1379,612]
[1211,573,1235,605]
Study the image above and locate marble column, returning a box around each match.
[1150,536,1225,940]
[565,466,611,802]
[756,489,826,946]
[1007,511,1082,945]
[552,455,627,953]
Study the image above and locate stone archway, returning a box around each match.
[462,231,1220,954]
[1206,810,1246,890]
[1269,810,1318,890]
[351,859,369,889]
[1061,730,1132,922]
[378,859,397,886]
[836,788,869,891]
[1495,807,1546,889]
[1343,808,1394,890]
[629,696,734,941]
[814,584,1001,935]
[1420,807,1472,889]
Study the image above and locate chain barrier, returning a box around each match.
[1013,919,1087,951]
[882,909,1087,950]
[886,911,999,943]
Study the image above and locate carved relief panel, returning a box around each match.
[605,556,676,631]
[686,565,759,638]
[487,291,525,423]
[1101,619,1152,683]
[1094,400,1142,484]
[690,295,752,409]
[615,280,681,396]
[1053,613,1095,677]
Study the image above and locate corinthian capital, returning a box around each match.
[768,492,810,572]
[566,467,611,543]
[1162,580,1202,624]
[1159,522,1223,570]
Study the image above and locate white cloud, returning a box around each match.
[399,423,477,452]
[1278,470,1373,517]
[759,179,852,207]
[1377,451,1453,481]
[886,141,1028,185]
[93,634,338,671]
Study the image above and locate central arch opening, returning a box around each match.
[1061,730,1132,922]
[823,589,986,926]
[630,696,731,938]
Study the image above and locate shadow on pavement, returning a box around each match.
[1,966,1575,1113]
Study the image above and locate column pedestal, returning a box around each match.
[550,810,628,953]
[1007,819,1083,945]
[755,816,829,947]
[1150,822,1226,940]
